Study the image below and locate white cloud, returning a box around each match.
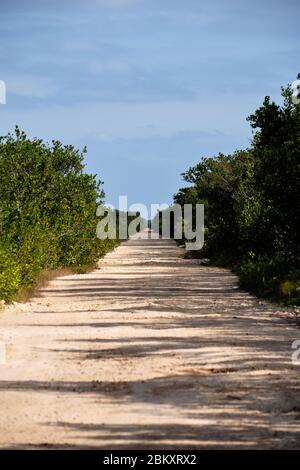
[92,0,139,7]
[63,39,96,52]
[0,92,256,144]
[7,76,58,99]
[88,59,130,75]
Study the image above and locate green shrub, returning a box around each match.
[0,128,121,303]
[239,259,280,296]
[173,85,300,304]
[0,244,21,302]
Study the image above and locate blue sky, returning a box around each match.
[0,0,299,207]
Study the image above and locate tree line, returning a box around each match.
[173,86,300,304]
[0,128,119,303]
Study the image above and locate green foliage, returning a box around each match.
[239,258,284,296]
[174,86,300,304]
[0,128,118,302]
[0,243,21,301]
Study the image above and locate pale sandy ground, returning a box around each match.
[1,233,300,449]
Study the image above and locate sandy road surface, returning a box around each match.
[0,234,300,449]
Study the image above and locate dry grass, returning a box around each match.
[16,268,74,303]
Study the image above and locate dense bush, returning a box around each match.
[174,86,300,304]
[0,127,119,302]
[0,243,20,301]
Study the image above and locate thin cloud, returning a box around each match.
[92,0,140,7]
[6,76,58,99]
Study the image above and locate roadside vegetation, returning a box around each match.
[0,128,118,303]
[173,86,300,305]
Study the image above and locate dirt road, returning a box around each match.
[0,235,300,449]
